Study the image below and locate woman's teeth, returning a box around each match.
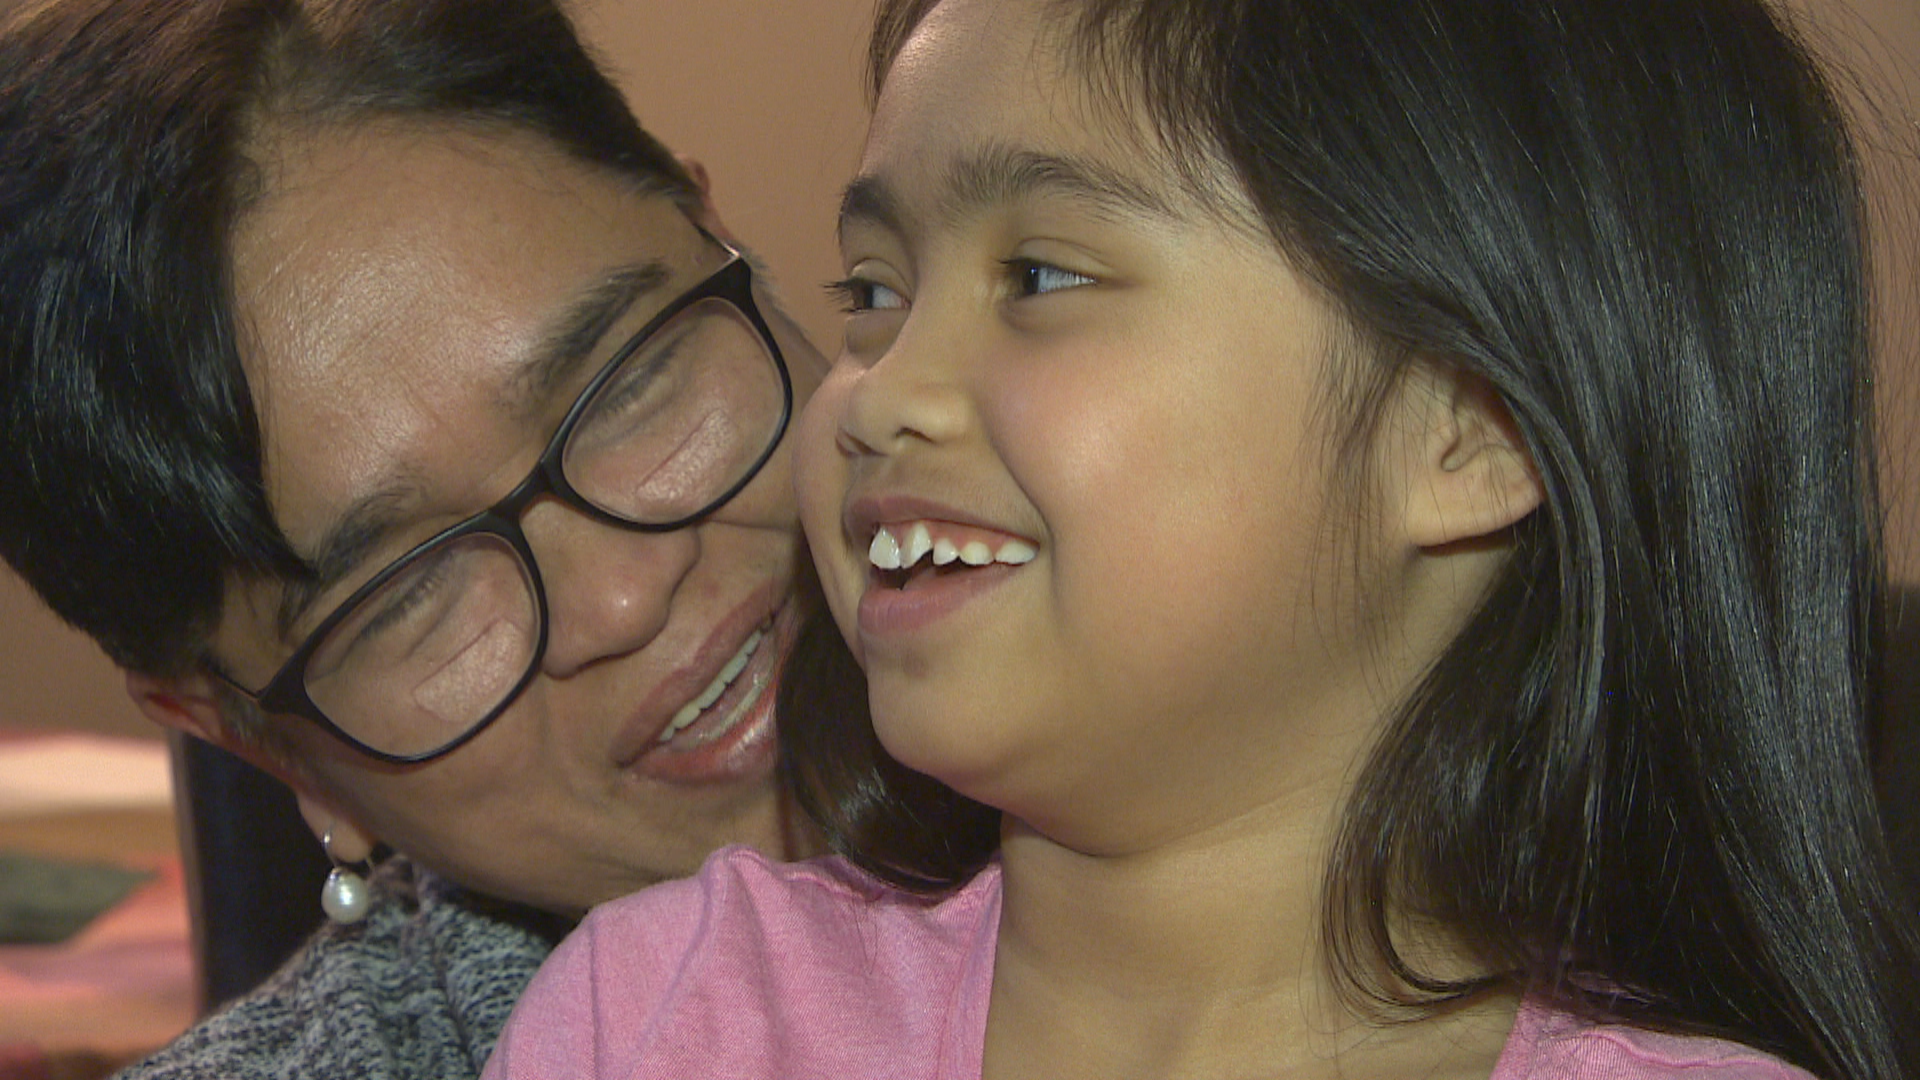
[867,521,1036,571]
[658,628,764,744]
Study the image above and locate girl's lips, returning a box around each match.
[842,492,1039,640]
[857,558,1021,638]
[866,519,1037,573]
[842,493,1028,550]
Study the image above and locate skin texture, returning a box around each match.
[133,122,825,917]
[795,0,1541,1075]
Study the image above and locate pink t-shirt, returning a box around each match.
[482,846,1815,1080]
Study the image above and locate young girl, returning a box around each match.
[484,0,1919,1077]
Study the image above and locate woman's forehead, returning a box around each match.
[229,122,706,552]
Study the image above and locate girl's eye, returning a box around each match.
[826,277,908,314]
[1005,259,1095,298]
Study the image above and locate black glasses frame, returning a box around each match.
[216,246,793,765]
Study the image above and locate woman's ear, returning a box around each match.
[1389,363,1542,549]
[126,669,227,744]
[294,790,377,864]
[676,154,743,248]
[126,669,303,790]
[126,669,373,853]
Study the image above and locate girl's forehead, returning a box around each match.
[872,0,1118,163]
[859,0,1239,233]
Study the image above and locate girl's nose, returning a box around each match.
[521,498,699,678]
[835,316,973,457]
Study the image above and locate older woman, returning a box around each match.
[0,0,826,1075]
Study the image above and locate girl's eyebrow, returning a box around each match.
[839,142,1176,240]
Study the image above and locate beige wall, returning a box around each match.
[570,0,876,352]
[1821,0,1920,584]
[1,0,1914,739]
[0,570,148,736]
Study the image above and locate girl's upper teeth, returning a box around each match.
[867,521,1036,571]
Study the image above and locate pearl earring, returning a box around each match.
[320,825,372,925]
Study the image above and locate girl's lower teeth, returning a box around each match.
[883,561,972,591]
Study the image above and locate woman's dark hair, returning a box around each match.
[778,0,1920,1076]
[0,0,696,678]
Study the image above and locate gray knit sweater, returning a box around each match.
[114,857,572,1080]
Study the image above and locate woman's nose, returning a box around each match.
[835,313,973,458]
[521,498,699,677]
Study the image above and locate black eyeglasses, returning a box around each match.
[216,245,792,764]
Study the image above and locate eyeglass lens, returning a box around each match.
[301,292,784,759]
[564,297,787,524]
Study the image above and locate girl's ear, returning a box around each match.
[1391,363,1542,549]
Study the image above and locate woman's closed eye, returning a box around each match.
[346,552,461,658]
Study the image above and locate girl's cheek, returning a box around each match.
[792,366,852,519]
[791,366,862,611]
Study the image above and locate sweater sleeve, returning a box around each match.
[113,858,559,1080]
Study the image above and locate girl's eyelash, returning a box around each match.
[823,277,865,313]
[824,277,904,314]
[825,260,1094,313]
[999,258,1095,297]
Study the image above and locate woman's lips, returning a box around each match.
[630,623,781,785]
[654,626,767,745]
[613,585,789,784]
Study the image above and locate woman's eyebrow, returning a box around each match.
[839,142,1175,239]
[505,260,673,419]
[275,483,424,642]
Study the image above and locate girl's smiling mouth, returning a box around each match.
[867,518,1037,590]
[851,517,1039,635]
